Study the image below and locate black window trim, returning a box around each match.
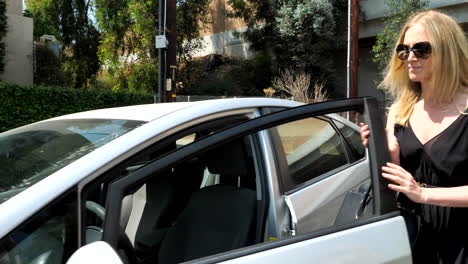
[329,117,366,162]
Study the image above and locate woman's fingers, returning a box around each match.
[382,163,418,190]
[382,163,424,204]
[385,162,408,174]
[387,184,404,192]
[382,172,404,185]
[360,123,370,147]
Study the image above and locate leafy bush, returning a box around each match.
[127,62,158,94]
[99,62,158,94]
[181,53,272,96]
[223,53,273,96]
[0,82,153,132]
[227,0,347,84]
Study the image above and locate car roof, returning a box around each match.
[45,97,301,123]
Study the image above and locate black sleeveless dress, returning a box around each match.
[394,109,468,263]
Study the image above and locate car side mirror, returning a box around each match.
[66,241,123,264]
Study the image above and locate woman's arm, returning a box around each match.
[385,104,400,165]
[383,162,468,207]
[360,103,400,164]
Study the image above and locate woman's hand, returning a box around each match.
[382,162,427,204]
[360,123,400,164]
[359,123,370,147]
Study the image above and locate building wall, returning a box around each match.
[194,0,252,58]
[193,26,254,58]
[360,0,468,38]
[0,0,33,85]
[6,0,21,16]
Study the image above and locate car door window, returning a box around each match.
[80,114,256,255]
[332,119,365,161]
[276,116,348,191]
[275,114,373,235]
[175,133,195,148]
[109,135,262,264]
[0,190,78,264]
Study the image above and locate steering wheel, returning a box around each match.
[86,201,106,221]
[85,201,105,244]
[85,201,138,263]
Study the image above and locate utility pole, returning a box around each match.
[346,0,359,120]
[351,0,359,98]
[157,0,166,103]
[166,0,177,102]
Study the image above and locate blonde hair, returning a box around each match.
[380,10,468,125]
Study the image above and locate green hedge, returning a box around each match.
[0,82,154,132]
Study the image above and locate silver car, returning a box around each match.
[0,97,411,264]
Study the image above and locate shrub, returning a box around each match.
[181,53,273,96]
[0,82,153,132]
[127,62,158,94]
[272,68,328,103]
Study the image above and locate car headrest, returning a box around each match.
[201,139,248,178]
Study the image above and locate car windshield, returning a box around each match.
[0,119,145,204]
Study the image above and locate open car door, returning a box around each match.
[70,97,411,264]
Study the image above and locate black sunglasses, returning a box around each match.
[396,42,432,60]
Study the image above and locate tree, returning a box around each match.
[176,0,211,92]
[371,0,428,72]
[227,0,348,84]
[275,0,339,79]
[94,0,211,93]
[25,0,101,88]
[95,0,158,69]
[24,0,60,40]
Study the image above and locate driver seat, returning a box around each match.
[157,140,257,264]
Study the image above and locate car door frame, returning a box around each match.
[265,111,371,235]
[101,97,400,262]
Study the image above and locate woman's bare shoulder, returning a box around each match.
[386,103,399,128]
[388,102,400,118]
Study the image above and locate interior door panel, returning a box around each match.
[285,161,370,233]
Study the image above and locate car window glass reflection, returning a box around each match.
[276,117,348,189]
[0,191,77,264]
[0,119,144,205]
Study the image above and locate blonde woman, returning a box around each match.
[361,10,468,263]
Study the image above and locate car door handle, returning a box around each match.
[283,195,297,236]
